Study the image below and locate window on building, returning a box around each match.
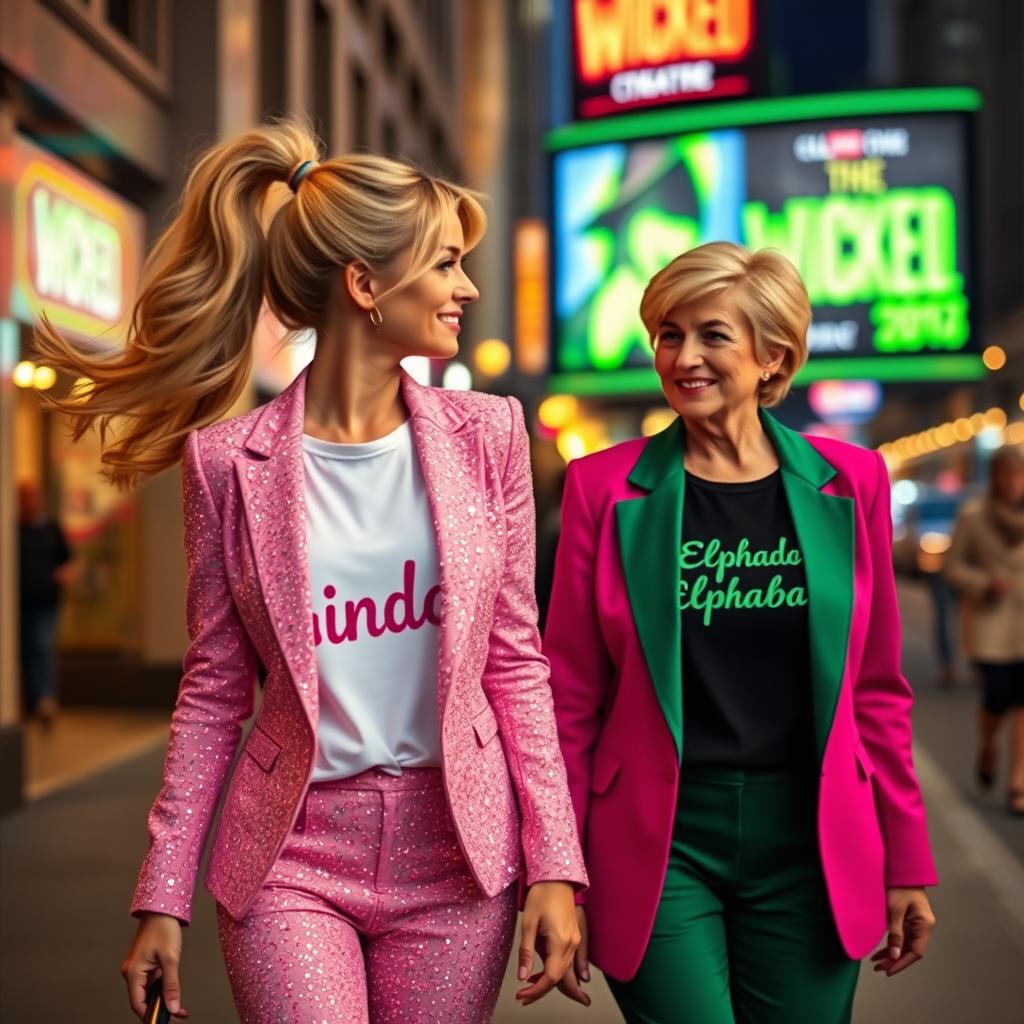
[313,0,333,148]
[260,0,287,120]
[352,65,369,150]
[430,124,449,175]
[105,0,161,64]
[382,12,401,73]
[382,117,399,157]
[407,75,423,121]
[48,0,170,94]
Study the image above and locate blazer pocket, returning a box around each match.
[243,723,282,772]
[854,740,875,780]
[590,746,622,795]
[472,703,500,747]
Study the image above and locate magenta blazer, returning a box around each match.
[132,367,586,923]
[545,411,937,981]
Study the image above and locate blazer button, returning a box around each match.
[664,765,676,784]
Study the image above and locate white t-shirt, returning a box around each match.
[302,419,443,781]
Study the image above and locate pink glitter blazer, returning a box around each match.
[132,366,587,923]
[545,412,938,981]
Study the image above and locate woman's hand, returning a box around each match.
[515,881,582,1006]
[121,912,190,1019]
[553,906,592,1006]
[871,887,936,976]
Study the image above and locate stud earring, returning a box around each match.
[369,306,384,328]
[761,370,772,381]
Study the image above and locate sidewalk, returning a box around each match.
[1,582,1022,1021]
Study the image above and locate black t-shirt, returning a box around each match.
[18,521,71,608]
[679,469,815,769]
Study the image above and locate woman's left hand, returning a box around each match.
[515,881,582,1006]
[871,887,936,976]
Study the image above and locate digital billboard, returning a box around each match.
[548,89,982,394]
[573,0,756,119]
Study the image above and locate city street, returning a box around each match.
[2,581,1022,1022]
[3,2,1023,1022]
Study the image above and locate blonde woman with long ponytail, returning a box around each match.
[36,121,586,1022]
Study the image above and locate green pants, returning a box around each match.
[606,768,859,1024]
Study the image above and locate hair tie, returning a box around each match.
[287,159,317,193]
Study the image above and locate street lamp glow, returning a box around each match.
[32,365,57,390]
[538,394,578,430]
[556,428,587,463]
[441,362,472,390]
[983,345,1007,371]
[977,425,1004,451]
[920,532,952,554]
[642,409,676,436]
[13,360,35,387]
[71,376,94,402]
[474,339,511,377]
[892,479,919,505]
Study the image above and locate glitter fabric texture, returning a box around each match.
[218,769,516,1024]
[131,366,586,940]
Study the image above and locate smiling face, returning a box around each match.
[653,289,781,423]
[371,207,480,360]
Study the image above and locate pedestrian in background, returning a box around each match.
[32,119,586,1023]
[945,445,1024,816]
[545,242,937,1023]
[17,478,71,724]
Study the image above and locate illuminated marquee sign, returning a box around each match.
[4,134,145,346]
[573,0,755,119]
[548,89,982,393]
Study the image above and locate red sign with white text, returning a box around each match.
[573,0,755,119]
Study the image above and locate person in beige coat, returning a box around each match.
[945,445,1024,816]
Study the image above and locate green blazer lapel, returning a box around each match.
[616,418,685,757]
[762,411,855,766]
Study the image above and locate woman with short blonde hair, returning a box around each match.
[545,241,937,1022]
[36,119,586,1023]
[639,242,810,408]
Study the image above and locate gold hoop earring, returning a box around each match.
[369,306,384,328]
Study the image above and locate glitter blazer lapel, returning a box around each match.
[232,367,490,729]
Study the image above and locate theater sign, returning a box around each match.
[547,88,983,394]
[573,0,755,119]
[3,134,145,347]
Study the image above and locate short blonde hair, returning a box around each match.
[639,242,810,407]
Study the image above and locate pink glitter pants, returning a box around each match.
[217,768,517,1023]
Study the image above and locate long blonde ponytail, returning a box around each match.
[32,119,485,490]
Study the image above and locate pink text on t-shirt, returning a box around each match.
[313,558,442,646]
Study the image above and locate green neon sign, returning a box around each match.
[547,88,982,152]
[549,355,988,396]
[551,89,979,392]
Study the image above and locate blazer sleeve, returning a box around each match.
[543,458,615,905]
[131,430,258,923]
[854,452,938,888]
[943,504,992,600]
[480,397,588,891]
